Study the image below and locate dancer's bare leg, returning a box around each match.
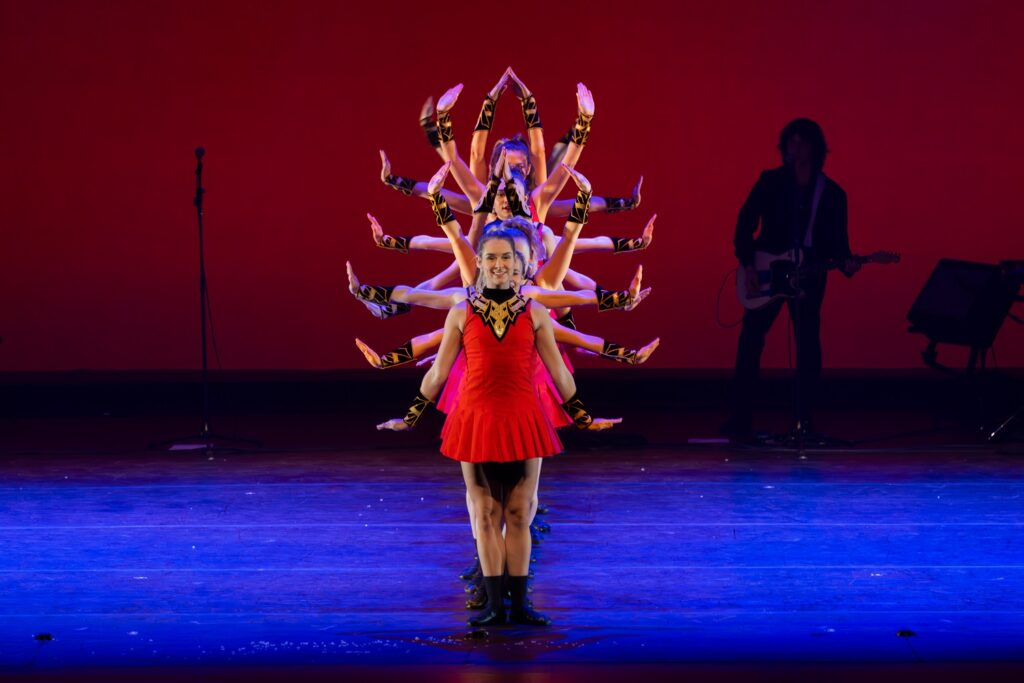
[504,459,542,576]
[461,462,504,576]
[503,458,550,625]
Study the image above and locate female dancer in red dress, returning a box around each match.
[377,228,618,626]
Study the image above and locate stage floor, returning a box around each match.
[1,413,1023,680]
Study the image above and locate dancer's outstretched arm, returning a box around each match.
[506,68,546,187]
[349,261,647,312]
[554,324,661,365]
[522,265,650,311]
[377,304,466,431]
[379,150,474,214]
[367,210,489,282]
[535,164,591,289]
[532,303,620,431]
[370,207,654,258]
[532,83,594,223]
[465,166,502,251]
[347,262,466,310]
[562,268,597,291]
[356,322,659,371]
[436,84,487,206]
[468,70,509,181]
[367,213,452,253]
[549,176,643,218]
[426,161,480,287]
[355,328,445,370]
[418,96,443,157]
[567,214,657,254]
[416,261,461,290]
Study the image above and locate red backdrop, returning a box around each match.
[2,0,1023,371]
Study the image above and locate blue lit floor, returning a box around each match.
[1,430,1023,679]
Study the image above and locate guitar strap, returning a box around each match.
[802,174,826,248]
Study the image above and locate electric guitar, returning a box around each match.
[736,249,901,311]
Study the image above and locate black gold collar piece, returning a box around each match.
[468,288,528,341]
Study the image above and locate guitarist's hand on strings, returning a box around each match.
[842,258,862,276]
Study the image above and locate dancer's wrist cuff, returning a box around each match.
[561,392,593,428]
[403,391,434,428]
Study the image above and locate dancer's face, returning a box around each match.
[494,186,512,220]
[504,149,530,176]
[512,236,535,274]
[490,147,531,220]
[511,259,524,286]
[477,238,515,289]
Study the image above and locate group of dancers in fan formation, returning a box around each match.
[345,68,659,627]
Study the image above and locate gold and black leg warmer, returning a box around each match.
[384,175,416,196]
[378,303,412,320]
[561,392,593,429]
[520,94,542,129]
[379,235,411,253]
[475,95,497,132]
[380,341,416,369]
[503,173,532,219]
[429,192,456,227]
[420,112,440,150]
[474,175,502,214]
[555,309,577,331]
[358,284,396,306]
[403,391,434,429]
[568,188,592,225]
[569,113,592,146]
[600,341,638,365]
[612,236,645,253]
[437,110,454,144]
[595,284,631,312]
[603,196,639,214]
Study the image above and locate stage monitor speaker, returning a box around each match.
[907,258,1016,348]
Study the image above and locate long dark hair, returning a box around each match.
[778,118,828,173]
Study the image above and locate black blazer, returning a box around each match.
[734,166,851,267]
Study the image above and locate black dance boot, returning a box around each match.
[508,575,550,626]
[459,555,481,581]
[467,575,506,627]
[465,585,487,610]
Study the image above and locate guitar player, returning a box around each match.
[721,118,861,438]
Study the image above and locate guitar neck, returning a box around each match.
[805,254,871,275]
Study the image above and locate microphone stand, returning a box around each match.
[151,148,260,453]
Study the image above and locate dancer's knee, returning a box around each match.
[505,493,535,531]
[474,500,501,533]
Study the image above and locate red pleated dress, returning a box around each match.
[437,289,573,430]
[440,295,564,463]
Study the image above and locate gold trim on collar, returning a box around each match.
[469,290,528,341]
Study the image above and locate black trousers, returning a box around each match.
[732,272,827,426]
